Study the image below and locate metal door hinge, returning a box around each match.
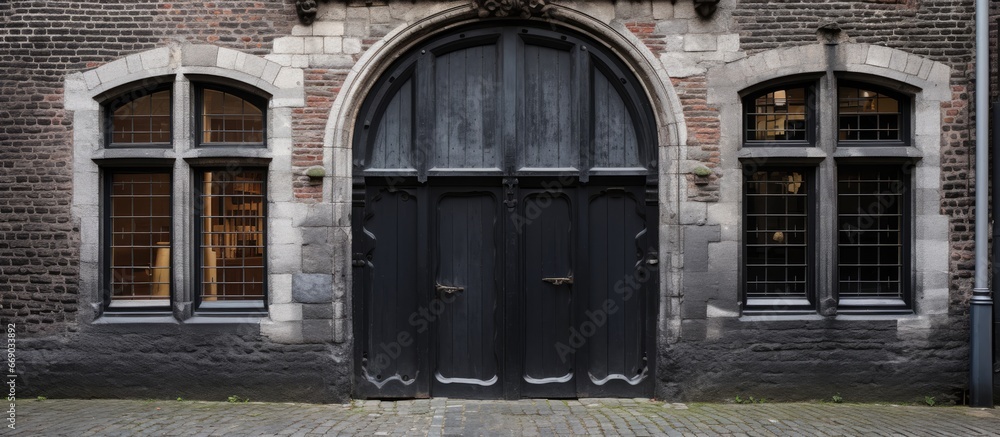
[352,252,367,267]
[503,177,518,209]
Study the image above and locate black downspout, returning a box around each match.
[993,18,1000,402]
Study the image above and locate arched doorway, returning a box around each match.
[352,22,658,399]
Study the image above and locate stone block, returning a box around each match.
[291,24,312,36]
[302,228,334,274]
[293,273,334,303]
[264,54,293,67]
[270,274,293,304]
[181,44,218,67]
[273,37,305,55]
[95,58,128,84]
[269,244,301,274]
[140,47,172,70]
[683,225,721,272]
[125,54,143,74]
[309,55,355,69]
[673,0,697,19]
[655,19,688,35]
[652,0,674,19]
[916,58,934,80]
[369,6,391,23]
[915,215,949,243]
[615,0,652,19]
[262,61,282,84]
[83,70,101,89]
[216,48,238,70]
[888,50,907,73]
[302,320,335,343]
[303,303,335,320]
[260,320,303,344]
[684,34,718,52]
[324,37,343,54]
[903,54,923,76]
[290,55,309,69]
[274,67,304,89]
[304,37,325,54]
[865,45,892,68]
[679,202,706,225]
[660,52,705,78]
[269,303,303,322]
[717,34,740,53]
[680,319,706,341]
[343,38,362,55]
[239,55,268,79]
[297,204,334,227]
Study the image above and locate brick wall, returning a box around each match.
[734,0,977,311]
[0,1,297,335]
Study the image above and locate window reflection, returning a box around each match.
[199,170,266,302]
[838,86,901,141]
[201,89,264,144]
[111,90,171,144]
[746,88,808,141]
[109,172,171,306]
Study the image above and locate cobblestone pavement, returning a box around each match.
[8,398,1000,436]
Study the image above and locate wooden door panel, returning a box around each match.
[432,190,503,397]
[579,186,652,396]
[519,189,575,397]
[356,188,424,398]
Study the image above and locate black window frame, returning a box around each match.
[834,161,913,314]
[192,166,269,316]
[741,82,818,148]
[741,164,817,314]
[836,81,911,148]
[194,84,268,148]
[104,83,174,148]
[102,167,175,313]
[738,76,916,315]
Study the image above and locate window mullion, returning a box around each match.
[816,74,839,315]
[172,74,195,319]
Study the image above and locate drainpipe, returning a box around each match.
[970,0,994,408]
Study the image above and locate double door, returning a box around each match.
[352,177,656,399]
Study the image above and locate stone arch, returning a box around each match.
[321,4,687,191]
[322,4,689,398]
[320,3,689,352]
[703,43,952,321]
[65,45,305,324]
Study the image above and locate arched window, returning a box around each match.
[197,86,266,146]
[106,87,172,146]
[740,77,914,314]
[837,83,908,145]
[743,85,814,145]
[99,80,270,314]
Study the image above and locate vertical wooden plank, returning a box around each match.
[357,188,421,397]
[481,44,500,169]
[397,80,413,169]
[434,191,499,390]
[415,54,434,181]
[587,192,609,382]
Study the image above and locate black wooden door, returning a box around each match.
[430,187,504,398]
[352,22,658,399]
[516,186,577,398]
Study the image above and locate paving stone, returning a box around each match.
[9,399,1000,436]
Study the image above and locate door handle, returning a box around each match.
[542,276,574,286]
[435,283,464,294]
